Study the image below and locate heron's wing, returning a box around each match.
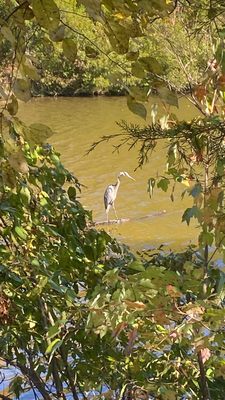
[104,185,116,209]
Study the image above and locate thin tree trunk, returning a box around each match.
[60,347,79,400]
[52,358,66,400]
[197,350,211,400]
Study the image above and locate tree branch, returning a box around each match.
[4,1,28,22]
[0,394,13,400]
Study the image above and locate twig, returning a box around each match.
[206,234,225,266]
[4,1,28,22]
[59,9,90,19]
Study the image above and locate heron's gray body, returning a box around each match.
[104,181,120,212]
[104,171,135,222]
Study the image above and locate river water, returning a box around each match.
[18,96,200,250]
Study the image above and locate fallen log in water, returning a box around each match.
[92,210,166,226]
[94,218,130,226]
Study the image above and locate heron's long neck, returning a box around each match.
[114,177,121,193]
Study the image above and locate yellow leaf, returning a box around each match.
[182,179,190,187]
[114,13,126,20]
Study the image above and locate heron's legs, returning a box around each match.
[112,203,118,220]
[105,205,110,223]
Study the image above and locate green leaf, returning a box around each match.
[89,310,105,328]
[26,123,54,147]
[1,26,16,45]
[106,25,129,54]
[108,72,122,84]
[20,186,31,206]
[127,96,147,119]
[85,45,99,58]
[128,261,145,272]
[15,226,27,240]
[131,62,146,79]
[199,232,214,246]
[139,278,155,289]
[7,94,18,116]
[22,59,40,81]
[13,78,31,102]
[158,86,179,108]
[84,244,96,261]
[157,178,170,192]
[139,56,163,74]
[77,0,102,21]
[189,183,202,197]
[68,186,76,200]
[208,7,217,20]
[47,320,66,339]
[29,276,49,297]
[126,51,139,61]
[47,325,61,340]
[31,0,60,30]
[182,206,201,225]
[45,338,63,355]
[216,158,225,176]
[128,86,149,102]
[9,376,23,399]
[62,38,77,62]
[49,280,66,293]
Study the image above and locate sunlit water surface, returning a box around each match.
[18,96,200,250]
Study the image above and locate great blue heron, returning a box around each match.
[104,171,135,222]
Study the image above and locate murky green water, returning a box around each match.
[19,96,200,250]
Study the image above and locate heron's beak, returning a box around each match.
[127,174,135,181]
